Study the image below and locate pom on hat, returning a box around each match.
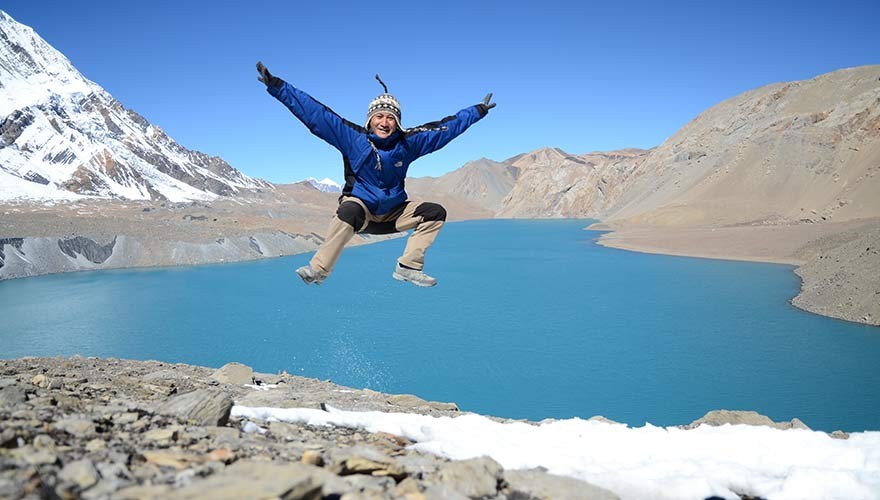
[365,74,403,130]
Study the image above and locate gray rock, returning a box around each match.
[0,429,17,448]
[0,383,28,405]
[422,483,470,500]
[54,417,97,437]
[789,418,810,430]
[684,410,812,430]
[30,373,50,388]
[268,421,307,441]
[32,434,55,449]
[339,474,396,495]
[165,460,323,499]
[588,415,621,425]
[235,389,303,409]
[95,460,134,481]
[156,389,232,426]
[395,453,442,477]
[143,427,180,444]
[114,483,172,499]
[0,476,24,499]
[831,430,851,439]
[11,445,58,465]
[82,478,134,500]
[386,393,459,412]
[59,458,100,489]
[332,445,406,480]
[113,411,140,425]
[505,469,619,500]
[210,362,254,385]
[142,369,184,381]
[180,426,209,443]
[58,236,117,264]
[433,456,503,498]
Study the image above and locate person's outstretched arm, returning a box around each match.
[256,61,364,155]
[405,93,496,158]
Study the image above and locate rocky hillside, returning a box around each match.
[0,10,268,203]
[407,158,518,215]
[0,184,374,280]
[603,65,880,226]
[496,147,649,218]
[407,148,649,219]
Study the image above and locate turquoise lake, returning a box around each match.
[2,219,879,432]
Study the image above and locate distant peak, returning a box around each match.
[304,177,342,193]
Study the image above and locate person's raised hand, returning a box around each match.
[479,93,496,113]
[256,61,283,88]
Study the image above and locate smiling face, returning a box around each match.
[369,113,398,139]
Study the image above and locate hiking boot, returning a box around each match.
[392,264,437,287]
[296,265,326,285]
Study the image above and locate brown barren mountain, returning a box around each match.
[603,65,880,226]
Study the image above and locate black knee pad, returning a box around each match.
[414,202,447,222]
[337,201,366,230]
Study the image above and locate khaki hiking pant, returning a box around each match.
[310,196,447,277]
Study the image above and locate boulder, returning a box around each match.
[433,456,503,498]
[505,469,619,500]
[156,389,232,426]
[54,418,97,437]
[386,393,459,412]
[209,362,253,385]
[331,445,406,480]
[58,458,100,490]
[165,460,323,500]
[685,410,812,431]
[0,384,28,406]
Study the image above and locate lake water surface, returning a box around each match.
[2,219,878,432]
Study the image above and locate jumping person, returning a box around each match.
[256,62,495,287]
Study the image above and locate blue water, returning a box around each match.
[2,219,878,432]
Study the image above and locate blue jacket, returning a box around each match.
[268,82,488,215]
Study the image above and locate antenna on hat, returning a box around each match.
[375,74,389,94]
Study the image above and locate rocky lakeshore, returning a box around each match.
[593,219,880,327]
[0,356,620,500]
[0,356,845,500]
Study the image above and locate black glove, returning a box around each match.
[256,61,283,88]
[477,93,496,115]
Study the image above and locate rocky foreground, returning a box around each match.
[0,357,617,500]
[0,357,830,500]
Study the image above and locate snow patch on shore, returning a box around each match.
[232,404,880,500]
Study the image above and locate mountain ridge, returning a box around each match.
[0,10,268,203]
[409,65,879,227]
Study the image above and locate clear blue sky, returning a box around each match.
[4,0,879,184]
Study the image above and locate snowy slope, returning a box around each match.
[0,10,269,203]
[304,177,342,193]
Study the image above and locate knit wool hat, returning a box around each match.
[365,74,403,130]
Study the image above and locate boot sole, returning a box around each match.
[392,271,436,287]
[296,268,323,285]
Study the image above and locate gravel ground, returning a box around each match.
[0,356,621,500]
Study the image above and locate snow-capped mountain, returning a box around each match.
[0,10,269,203]
[304,177,342,193]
